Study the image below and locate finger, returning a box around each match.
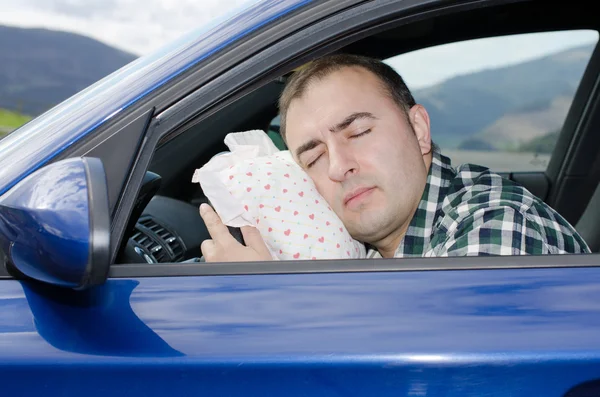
[199,203,234,243]
[240,226,271,256]
[200,238,217,260]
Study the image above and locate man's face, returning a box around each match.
[285,66,432,246]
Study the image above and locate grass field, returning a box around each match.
[0,108,31,128]
[0,108,31,140]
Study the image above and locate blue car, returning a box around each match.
[1,0,600,395]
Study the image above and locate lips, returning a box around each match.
[344,186,375,206]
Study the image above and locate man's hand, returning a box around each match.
[199,203,272,262]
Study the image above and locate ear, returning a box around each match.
[408,104,432,155]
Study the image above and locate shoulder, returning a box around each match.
[442,162,535,220]
[433,162,589,254]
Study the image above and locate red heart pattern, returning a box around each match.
[212,148,366,261]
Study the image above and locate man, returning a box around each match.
[199,54,590,261]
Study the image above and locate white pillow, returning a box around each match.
[192,130,366,260]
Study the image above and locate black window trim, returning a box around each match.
[110,0,600,277]
[546,39,600,224]
[108,253,600,279]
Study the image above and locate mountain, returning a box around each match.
[414,44,594,150]
[0,25,138,116]
[0,25,593,151]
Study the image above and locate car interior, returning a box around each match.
[114,0,600,264]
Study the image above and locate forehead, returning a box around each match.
[300,66,386,107]
[285,67,389,143]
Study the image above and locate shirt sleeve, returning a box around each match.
[433,206,584,256]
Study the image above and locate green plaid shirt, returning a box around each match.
[367,150,590,258]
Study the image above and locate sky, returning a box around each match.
[0,0,598,89]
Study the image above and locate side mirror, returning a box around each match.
[0,157,110,289]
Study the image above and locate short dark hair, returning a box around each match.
[278,54,417,142]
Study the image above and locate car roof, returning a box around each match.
[0,0,312,196]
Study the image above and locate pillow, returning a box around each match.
[192,130,366,260]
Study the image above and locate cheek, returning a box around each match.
[311,175,337,205]
[365,137,420,185]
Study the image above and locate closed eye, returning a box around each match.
[352,129,371,138]
[306,153,323,169]
[307,130,370,168]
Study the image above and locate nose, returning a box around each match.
[327,142,358,182]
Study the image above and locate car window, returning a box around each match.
[384,30,599,173]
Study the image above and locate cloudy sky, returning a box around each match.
[0,0,260,54]
[0,0,597,89]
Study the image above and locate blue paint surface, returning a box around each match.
[0,267,599,395]
[0,158,90,287]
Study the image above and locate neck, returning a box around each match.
[375,151,433,258]
[376,222,411,258]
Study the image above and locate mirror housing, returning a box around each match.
[0,157,110,289]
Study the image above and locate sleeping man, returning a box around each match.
[198,54,589,261]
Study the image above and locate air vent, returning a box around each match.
[131,229,169,262]
[139,218,185,261]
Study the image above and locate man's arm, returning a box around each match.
[432,206,588,256]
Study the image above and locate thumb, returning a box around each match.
[241,226,270,255]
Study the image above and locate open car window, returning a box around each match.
[265,30,600,173]
[114,0,600,269]
[385,30,599,173]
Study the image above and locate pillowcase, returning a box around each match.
[192,130,366,260]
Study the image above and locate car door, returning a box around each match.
[2,0,600,396]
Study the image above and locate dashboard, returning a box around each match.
[122,196,208,264]
[118,172,209,264]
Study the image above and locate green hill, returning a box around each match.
[0,25,137,116]
[0,108,31,140]
[414,43,595,150]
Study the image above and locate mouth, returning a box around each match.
[344,187,376,207]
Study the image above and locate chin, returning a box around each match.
[359,211,397,238]
[346,220,385,243]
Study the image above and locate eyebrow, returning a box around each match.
[295,112,377,161]
[330,112,377,133]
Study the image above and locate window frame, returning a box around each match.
[109,0,600,276]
